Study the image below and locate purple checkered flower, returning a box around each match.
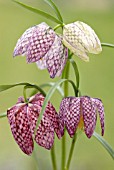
[7,93,61,155]
[13,22,68,78]
[63,21,102,61]
[59,96,105,138]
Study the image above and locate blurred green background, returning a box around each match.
[0,0,114,169]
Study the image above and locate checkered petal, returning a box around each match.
[59,97,81,137]
[37,35,68,78]
[81,96,97,138]
[63,21,102,61]
[28,93,61,149]
[92,98,105,136]
[7,103,34,155]
[13,22,56,63]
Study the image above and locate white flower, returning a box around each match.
[63,21,102,61]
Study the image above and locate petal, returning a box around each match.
[92,98,105,136]
[13,26,35,57]
[81,96,97,138]
[13,22,56,63]
[7,103,34,155]
[59,97,81,137]
[35,116,54,149]
[63,21,102,61]
[26,23,55,63]
[45,35,68,78]
[28,93,61,149]
[59,97,71,137]
[36,56,47,70]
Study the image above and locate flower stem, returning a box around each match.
[33,149,39,170]
[61,60,70,170]
[65,133,77,170]
[51,145,57,170]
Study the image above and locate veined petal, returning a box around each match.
[92,98,105,136]
[45,35,68,78]
[81,96,97,138]
[63,21,102,61]
[7,103,34,155]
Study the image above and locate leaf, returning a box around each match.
[34,79,77,134]
[0,83,30,92]
[101,43,114,48]
[0,112,7,118]
[0,83,46,96]
[13,0,62,24]
[69,59,80,89]
[44,0,63,23]
[40,82,64,97]
[93,131,114,159]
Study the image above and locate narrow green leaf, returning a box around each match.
[101,43,114,48]
[44,0,63,23]
[0,83,30,92]
[0,112,7,118]
[40,82,64,97]
[0,83,46,96]
[13,0,62,24]
[93,131,114,159]
[35,79,77,134]
[69,59,80,89]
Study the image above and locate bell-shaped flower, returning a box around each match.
[59,96,104,138]
[7,93,61,155]
[13,22,68,78]
[63,21,102,61]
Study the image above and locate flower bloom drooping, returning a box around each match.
[7,93,61,155]
[13,22,68,78]
[63,21,102,61]
[59,96,105,138]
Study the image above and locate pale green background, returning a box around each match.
[0,0,114,170]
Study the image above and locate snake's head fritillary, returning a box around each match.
[63,21,102,61]
[13,22,68,78]
[7,93,61,155]
[59,96,105,138]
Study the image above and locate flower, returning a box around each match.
[13,22,68,78]
[59,96,105,138]
[7,93,61,155]
[63,21,102,61]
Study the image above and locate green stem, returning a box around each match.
[0,112,7,118]
[51,145,57,170]
[64,61,70,97]
[65,133,77,170]
[33,149,39,170]
[61,59,70,170]
[53,23,65,31]
[101,43,114,48]
[23,84,46,102]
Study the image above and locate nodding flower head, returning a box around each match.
[59,96,105,138]
[13,22,68,78]
[63,21,102,61]
[7,93,61,155]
